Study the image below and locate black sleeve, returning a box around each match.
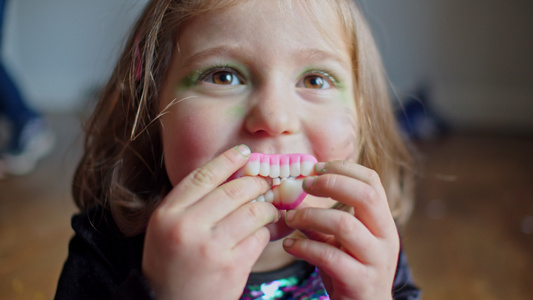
[392,248,421,300]
[54,209,155,300]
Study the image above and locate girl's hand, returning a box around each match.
[282,161,399,300]
[142,145,280,300]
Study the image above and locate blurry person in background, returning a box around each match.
[0,0,54,177]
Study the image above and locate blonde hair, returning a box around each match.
[73,0,414,236]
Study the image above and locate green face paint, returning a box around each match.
[177,70,201,93]
[226,104,246,119]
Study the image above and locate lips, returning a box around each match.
[231,153,317,209]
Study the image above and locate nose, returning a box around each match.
[244,84,300,136]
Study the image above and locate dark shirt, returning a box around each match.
[55,208,421,299]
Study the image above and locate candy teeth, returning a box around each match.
[251,178,306,209]
[277,177,306,209]
[244,160,260,176]
[238,153,317,178]
[300,161,314,176]
[256,194,265,203]
[265,190,274,203]
[280,163,291,178]
[289,162,300,177]
[238,153,317,210]
[269,163,280,178]
[259,160,270,177]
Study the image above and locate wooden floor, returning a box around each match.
[0,114,532,300]
[403,134,533,299]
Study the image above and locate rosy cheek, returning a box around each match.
[309,109,358,162]
[162,107,231,186]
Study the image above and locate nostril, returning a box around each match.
[251,129,292,137]
[249,129,272,138]
[251,129,271,137]
[244,109,298,136]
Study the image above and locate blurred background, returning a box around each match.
[0,0,531,299]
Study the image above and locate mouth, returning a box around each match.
[230,153,317,209]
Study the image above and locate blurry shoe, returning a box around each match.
[1,118,55,176]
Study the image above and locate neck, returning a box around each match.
[251,239,297,272]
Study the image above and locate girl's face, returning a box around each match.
[159,0,358,240]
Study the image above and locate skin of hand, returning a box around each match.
[282,160,399,300]
[142,146,281,300]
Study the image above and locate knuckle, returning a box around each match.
[360,185,378,204]
[148,206,166,227]
[167,220,191,245]
[246,203,263,220]
[222,177,267,200]
[222,149,241,165]
[298,207,314,223]
[246,203,274,223]
[221,181,245,199]
[190,166,218,187]
[165,214,202,245]
[366,169,381,185]
[197,242,220,263]
[333,160,356,174]
[321,174,338,190]
[316,246,339,266]
[338,160,352,170]
[252,227,271,247]
[334,211,356,234]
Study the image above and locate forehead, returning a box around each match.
[175,0,352,64]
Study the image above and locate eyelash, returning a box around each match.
[300,70,340,88]
[196,65,243,84]
[193,65,340,88]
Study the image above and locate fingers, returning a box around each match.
[304,161,397,238]
[314,160,387,201]
[161,145,252,211]
[155,144,280,249]
[189,175,271,224]
[283,204,400,293]
[216,202,279,247]
[284,207,376,263]
[283,237,360,283]
[234,226,272,264]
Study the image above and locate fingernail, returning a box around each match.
[275,209,282,222]
[283,238,295,248]
[314,162,327,173]
[285,210,296,223]
[234,144,251,157]
[302,176,315,190]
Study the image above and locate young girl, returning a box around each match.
[56,0,420,299]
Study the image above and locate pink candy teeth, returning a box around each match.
[233,153,317,209]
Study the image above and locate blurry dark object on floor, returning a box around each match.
[396,84,448,140]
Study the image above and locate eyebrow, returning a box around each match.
[177,46,245,70]
[177,45,351,71]
[294,48,351,68]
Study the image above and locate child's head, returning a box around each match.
[74,0,413,236]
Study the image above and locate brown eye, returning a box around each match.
[299,73,333,89]
[202,69,243,85]
[212,71,235,85]
[304,75,325,89]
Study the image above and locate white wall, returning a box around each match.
[361,0,533,133]
[2,0,147,112]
